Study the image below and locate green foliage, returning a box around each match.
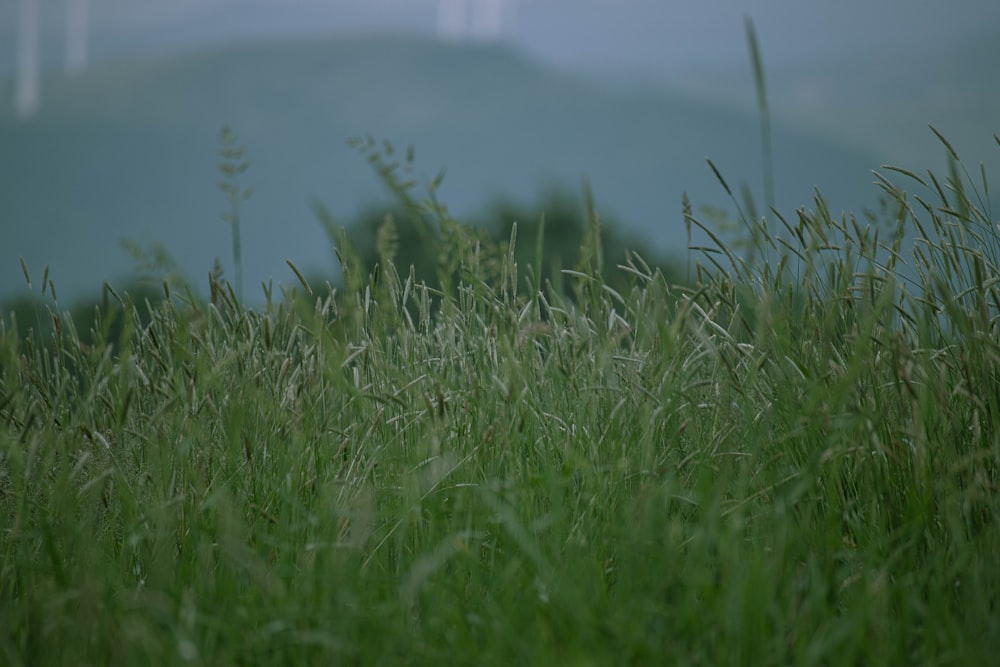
[1,278,167,354]
[218,125,254,304]
[745,16,775,217]
[336,141,687,304]
[2,133,999,665]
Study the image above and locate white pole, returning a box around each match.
[471,0,504,42]
[437,0,468,41]
[15,0,41,119]
[66,0,89,72]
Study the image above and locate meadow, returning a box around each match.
[1,131,999,664]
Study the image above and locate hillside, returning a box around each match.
[634,30,1000,174]
[0,34,881,304]
[764,31,1000,172]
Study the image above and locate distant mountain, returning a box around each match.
[762,31,1000,174]
[0,34,882,305]
[613,30,1000,176]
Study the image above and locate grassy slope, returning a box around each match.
[1,34,879,305]
[1,140,998,664]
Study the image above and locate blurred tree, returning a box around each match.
[1,279,166,350]
[341,186,687,297]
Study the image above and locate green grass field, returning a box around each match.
[2,134,999,665]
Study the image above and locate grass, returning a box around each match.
[1,131,999,665]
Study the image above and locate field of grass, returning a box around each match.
[2,134,999,664]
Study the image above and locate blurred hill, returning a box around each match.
[1,34,882,305]
[605,30,1000,176]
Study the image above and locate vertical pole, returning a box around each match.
[437,0,468,41]
[471,0,504,42]
[15,0,41,119]
[66,0,89,72]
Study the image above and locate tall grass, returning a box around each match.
[1,133,998,665]
[218,126,254,304]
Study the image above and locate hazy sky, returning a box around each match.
[4,0,999,77]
